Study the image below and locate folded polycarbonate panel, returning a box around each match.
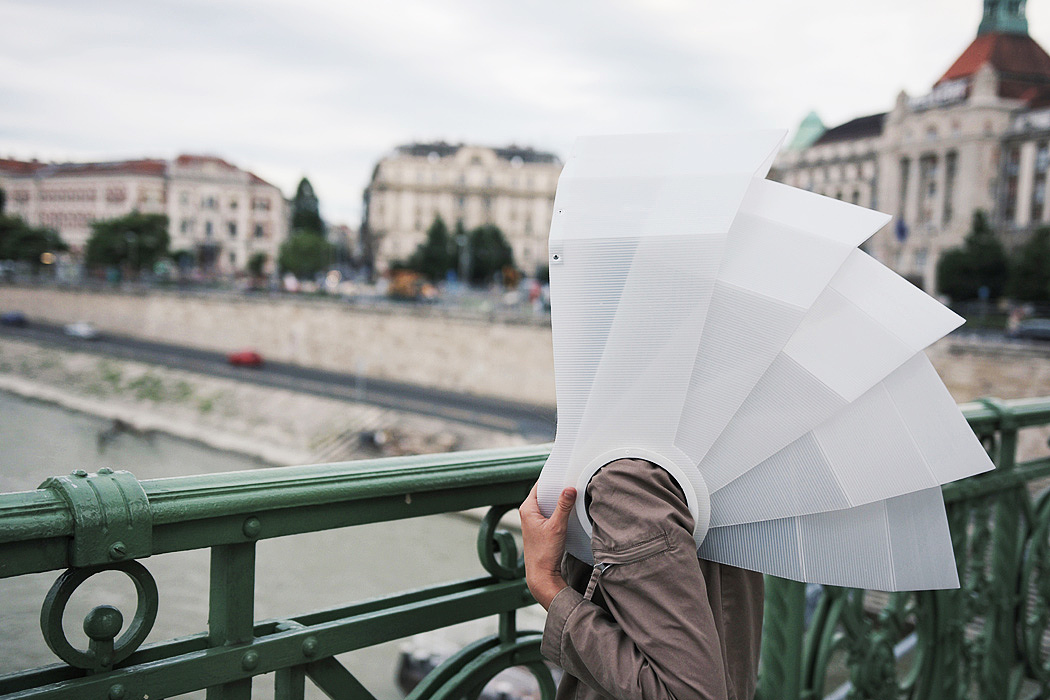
[539,130,975,591]
[698,487,960,591]
[708,353,993,526]
[698,250,964,492]
[540,131,788,563]
[673,187,891,467]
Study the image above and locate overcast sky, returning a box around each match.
[3,0,1049,224]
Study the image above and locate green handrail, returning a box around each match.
[1,398,1050,699]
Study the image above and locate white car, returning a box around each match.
[64,321,99,339]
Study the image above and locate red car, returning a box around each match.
[227,350,264,367]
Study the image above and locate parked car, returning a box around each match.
[64,321,99,339]
[1008,318,1050,341]
[0,311,28,327]
[227,350,264,367]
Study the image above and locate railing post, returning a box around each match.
[207,542,257,700]
[977,398,1025,699]
[756,576,806,700]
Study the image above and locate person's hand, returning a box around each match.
[519,483,577,610]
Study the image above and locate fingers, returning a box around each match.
[548,487,577,531]
[520,482,539,514]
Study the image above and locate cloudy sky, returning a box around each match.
[3,0,1049,224]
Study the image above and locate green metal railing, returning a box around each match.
[1,398,1050,699]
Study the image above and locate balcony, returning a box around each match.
[1,396,1050,700]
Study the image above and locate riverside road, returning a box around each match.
[0,322,557,441]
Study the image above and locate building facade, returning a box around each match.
[772,0,1050,291]
[0,154,288,273]
[363,142,562,277]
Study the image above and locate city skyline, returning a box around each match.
[3,0,1049,225]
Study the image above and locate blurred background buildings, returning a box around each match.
[363,142,561,276]
[0,154,288,275]
[773,0,1050,291]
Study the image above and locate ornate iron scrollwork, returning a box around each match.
[39,560,159,673]
[477,504,525,580]
[407,633,555,700]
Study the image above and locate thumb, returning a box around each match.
[549,487,577,531]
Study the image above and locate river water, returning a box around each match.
[0,392,535,699]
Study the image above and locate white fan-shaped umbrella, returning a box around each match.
[538,131,994,591]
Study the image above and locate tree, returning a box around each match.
[247,251,268,278]
[0,215,67,268]
[468,224,514,285]
[291,178,324,236]
[278,230,332,279]
[405,216,455,281]
[85,212,170,274]
[1007,227,1050,302]
[0,187,6,215]
[935,211,1008,301]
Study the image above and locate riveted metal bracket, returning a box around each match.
[39,469,152,567]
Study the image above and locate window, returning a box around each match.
[1032,142,1049,223]
[205,221,214,238]
[180,219,193,234]
[943,151,957,225]
[914,248,928,270]
[899,157,911,218]
[229,198,239,210]
[180,192,189,205]
[229,252,235,265]
[851,190,860,205]
[228,222,237,237]
[252,198,271,212]
[918,154,938,225]
[202,196,217,209]
[254,224,265,239]
[1004,146,1021,222]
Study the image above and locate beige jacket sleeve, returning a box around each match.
[540,459,737,700]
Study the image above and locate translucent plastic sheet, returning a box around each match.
[540,131,787,562]
[538,131,979,590]
[699,487,960,591]
[698,250,966,492]
[709,353,993,526]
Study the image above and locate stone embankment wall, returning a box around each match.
[4,285,1050,406]
[0,286,557,405]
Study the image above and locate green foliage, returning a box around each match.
[247,251,268,277]
[402,218,516,285]
[85,212,170,272]
[468,224,514,284]
[0,214,67,266]
[405,216,455,281]
[291,177,324,235]
[935,211,1008,301]
[1007,227,1050,302]
[0,187,6,214]
[278,229,333,279]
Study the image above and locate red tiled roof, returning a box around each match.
[0,158,46,176]
[175,154,238,170]
[48,160,168,177]
[1,158,167,178]
[936,32,1050,103]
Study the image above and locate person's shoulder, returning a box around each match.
[586,458,694,548]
